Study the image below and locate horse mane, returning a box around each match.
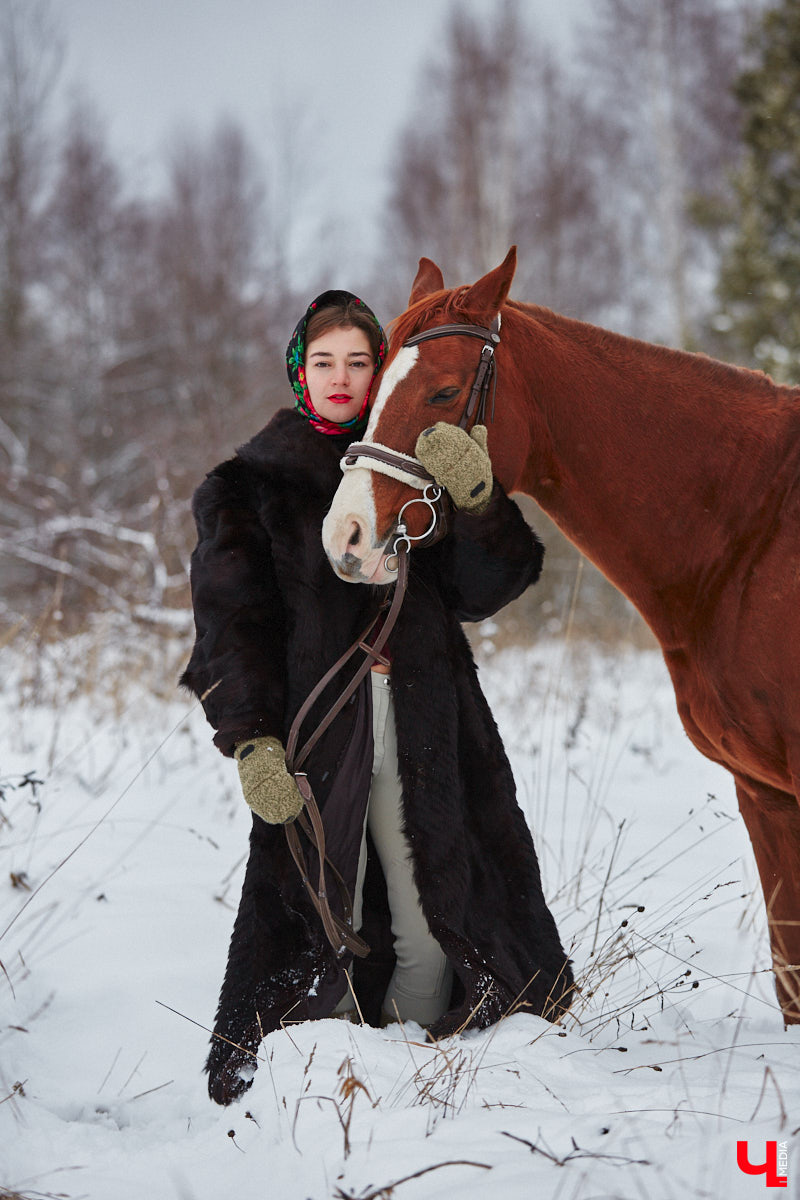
[505,299,793,400]
[389,285,797,407]
[388,287,478,346]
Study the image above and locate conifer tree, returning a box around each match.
[715,0,800,381]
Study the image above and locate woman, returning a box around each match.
[181,290,573,1106]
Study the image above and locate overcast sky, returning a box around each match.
[56,0,582,287]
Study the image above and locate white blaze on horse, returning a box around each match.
[322,247,800,1026]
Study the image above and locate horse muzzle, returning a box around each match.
[322,450,450,584]
[329,544,396,585]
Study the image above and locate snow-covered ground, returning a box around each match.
[1,630,798,1199]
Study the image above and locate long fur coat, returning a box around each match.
[181,408,573,1104]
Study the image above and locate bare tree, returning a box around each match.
[153,120,270,437]
[0,1,64,617]
[40,95,121,488]
[578,0,751,345]
[0,0,63,488]
[46,96,119,360]
[0,0,61,356]
[376,0,621,324]
[0,103,286,631]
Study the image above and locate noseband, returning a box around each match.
[341,316,501,563]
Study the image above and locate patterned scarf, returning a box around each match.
[286,290,387,436]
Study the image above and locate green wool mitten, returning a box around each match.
[415,423,493,514]
[234,736,304,825]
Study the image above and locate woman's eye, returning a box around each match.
[428,388,460,406]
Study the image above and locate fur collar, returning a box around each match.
[236,407,353,496]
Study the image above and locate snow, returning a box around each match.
[1,633,798,1199]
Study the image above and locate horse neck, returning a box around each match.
[499,305,796,642]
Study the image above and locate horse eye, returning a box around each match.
[428,387,460,406]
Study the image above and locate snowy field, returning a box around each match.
[1,629,798,1199]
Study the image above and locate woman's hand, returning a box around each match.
[234,736,305,824]
[415,423,493,513]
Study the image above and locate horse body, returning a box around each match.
[502,303,800,778]
[321,248,800,1023]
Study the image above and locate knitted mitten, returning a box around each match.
[234,736,304,825]
[415,423,493,513]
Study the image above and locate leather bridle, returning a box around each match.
[340,316,501,558]
[403,316,501,430]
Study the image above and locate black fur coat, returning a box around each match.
[181,408,573,1104]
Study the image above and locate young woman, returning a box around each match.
[181,290,573,1106]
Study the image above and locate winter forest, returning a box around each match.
[2,0,800,1197]
[4,0,800,635]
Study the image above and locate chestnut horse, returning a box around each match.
[322,247,800,1025]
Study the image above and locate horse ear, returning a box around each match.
[463,246,517,315]
[409,257,445,305]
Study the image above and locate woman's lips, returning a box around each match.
[327,394,353,404]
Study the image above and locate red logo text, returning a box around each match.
[736,1141,788,1188]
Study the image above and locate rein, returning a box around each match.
[340,316,501,560]
[283,544,409,960]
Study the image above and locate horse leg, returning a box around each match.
[734,775,800,1024]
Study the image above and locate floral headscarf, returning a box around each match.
[286,290,387,436]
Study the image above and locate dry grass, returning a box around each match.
[3,609,192,715]
[0,1189,75,1199]
[331,1159,493,1200]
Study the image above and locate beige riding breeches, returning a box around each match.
[336,672,453,1025]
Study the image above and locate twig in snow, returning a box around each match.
[332,1159,492,1199]
[117,1051,147,1096]
[501,1130,650,1168]
[97,1047,122,1093]
[132,1079,174,1101]
[0,1080,27,1106]
[748,1065,788,1127]
[589,820,626,956]
[155,1000,263,1064]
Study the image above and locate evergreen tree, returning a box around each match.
[715,0,800,381]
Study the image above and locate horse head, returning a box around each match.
[322,247,522,584]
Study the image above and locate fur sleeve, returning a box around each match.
[179,460,287,755]
[426,482,544,623]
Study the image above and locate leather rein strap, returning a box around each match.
[283,545,409,959]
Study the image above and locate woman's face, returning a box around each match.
[304,326,375,424]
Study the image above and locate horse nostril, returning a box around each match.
[348,521,362,549]
[339,550,361,577]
